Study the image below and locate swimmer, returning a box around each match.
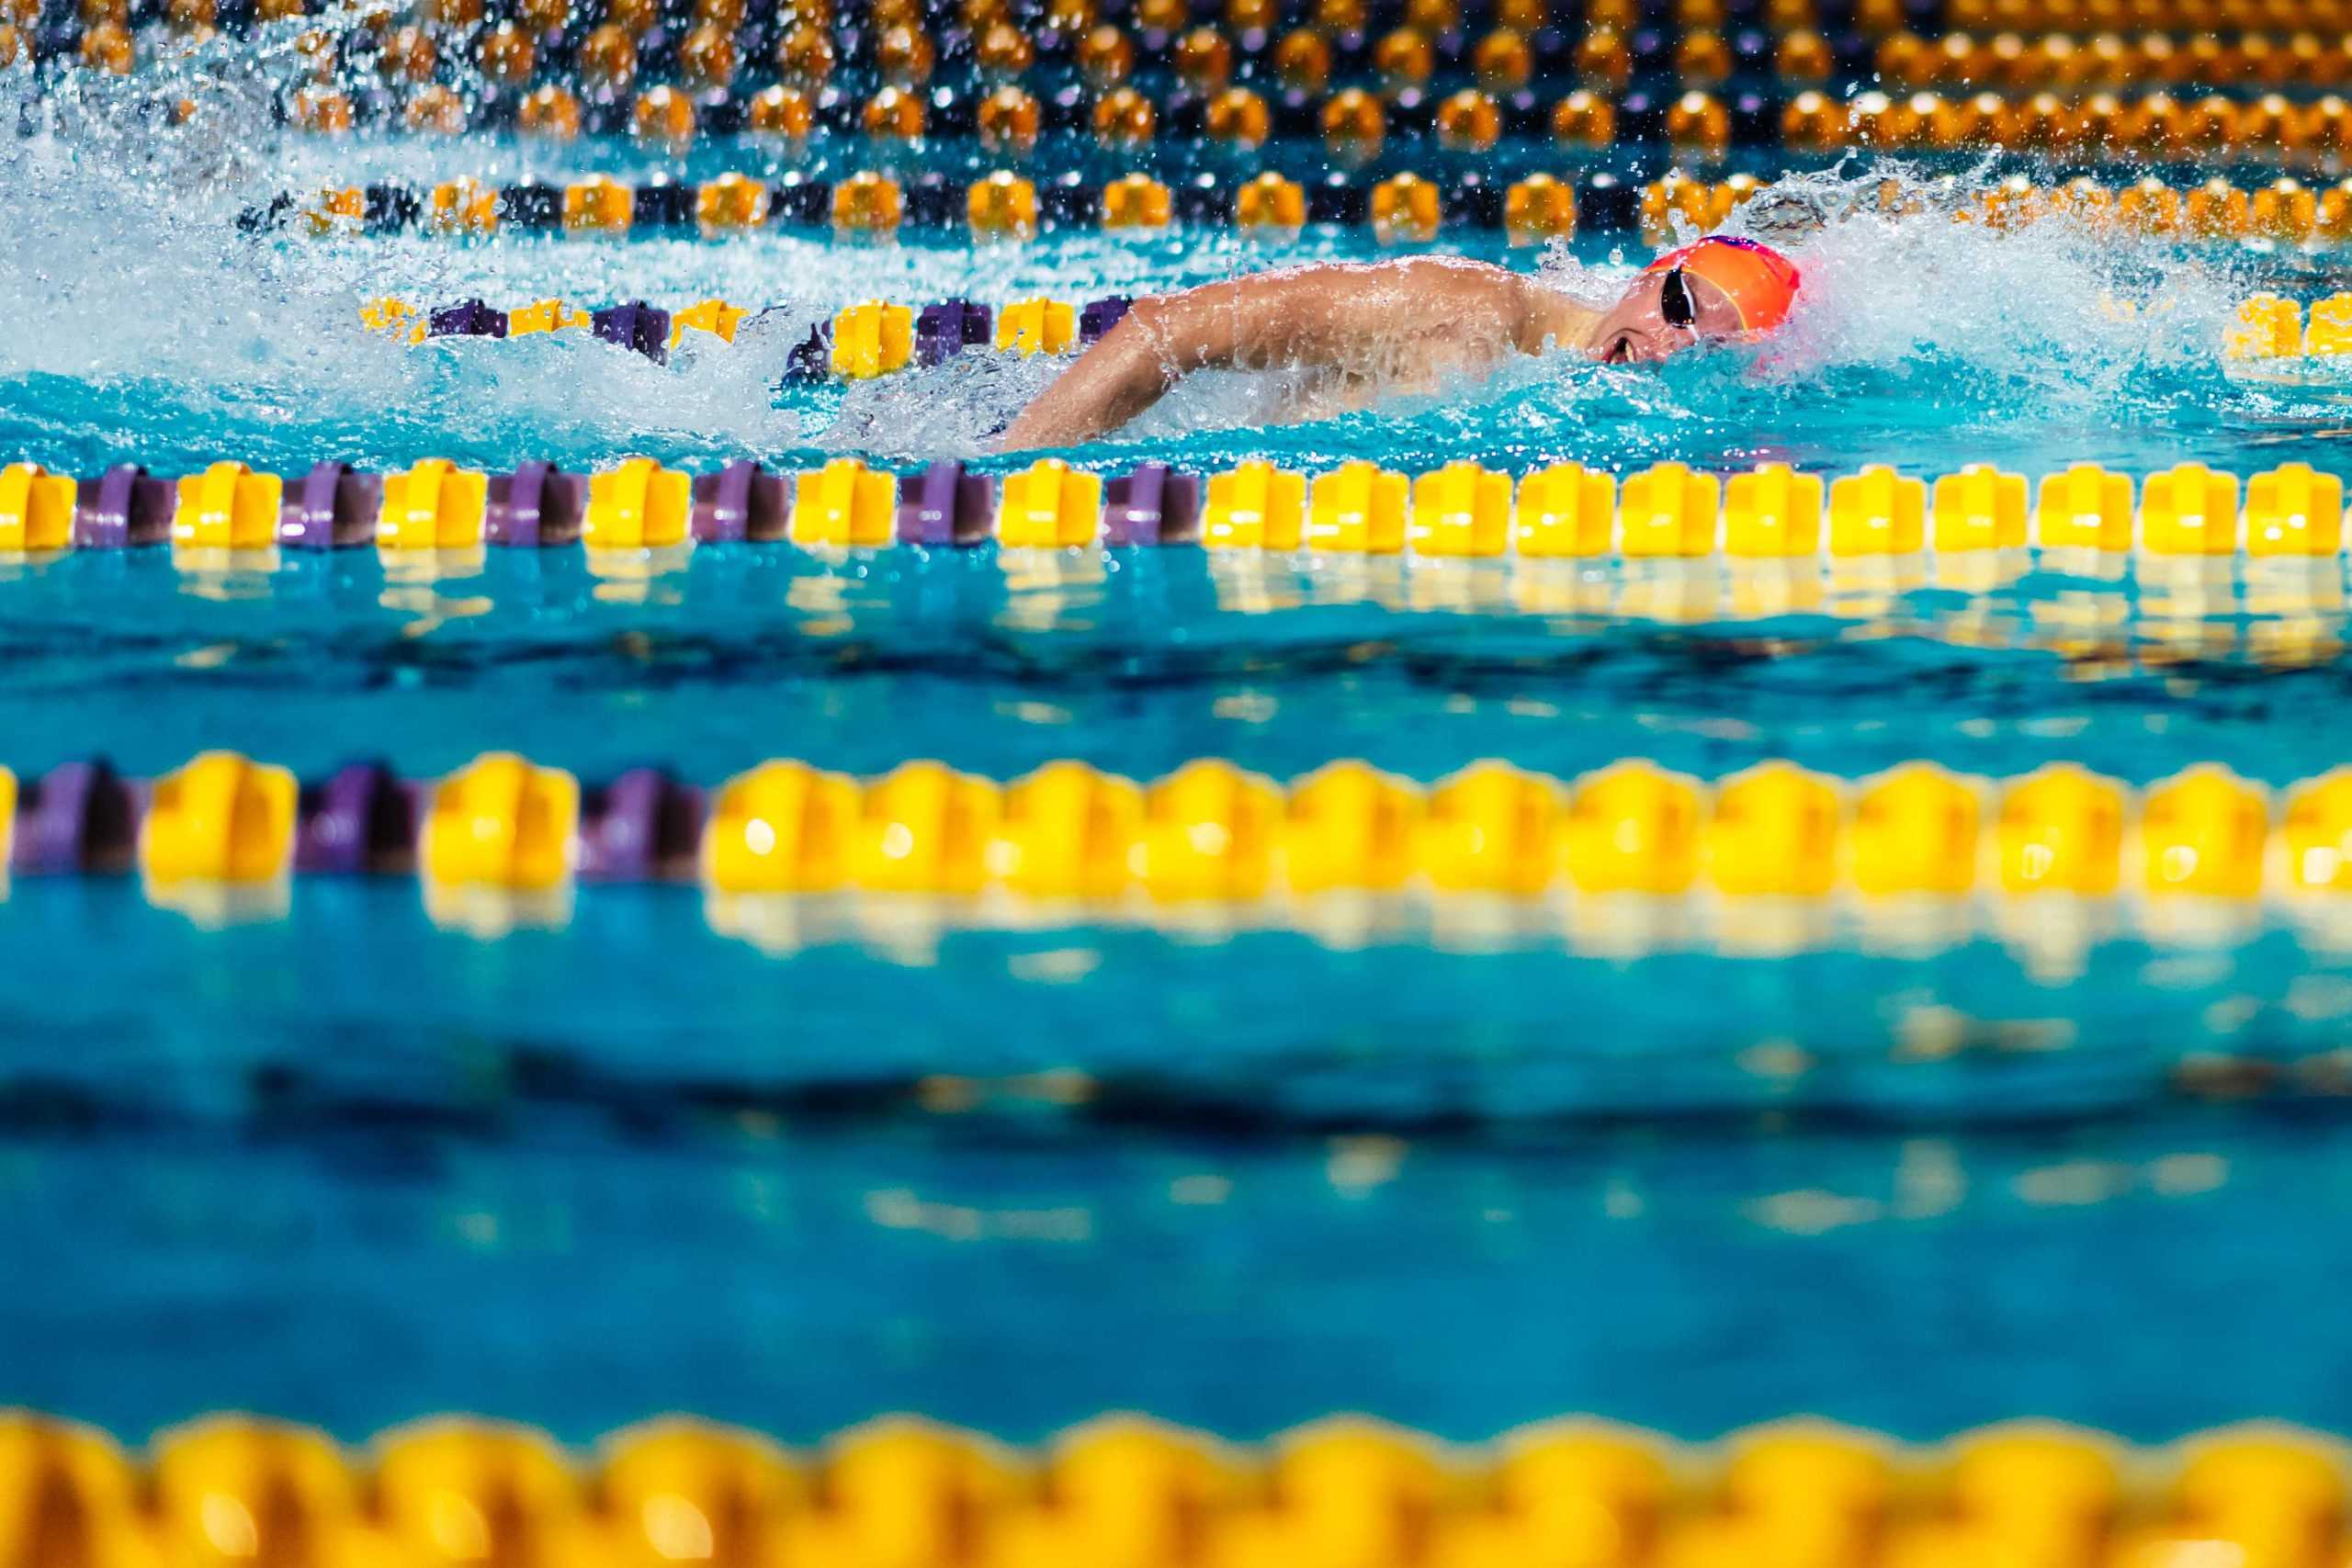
[998,235,1802,451]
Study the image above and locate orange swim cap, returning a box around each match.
[1642,236,1801,333]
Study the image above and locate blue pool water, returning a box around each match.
[12,1101,2352,1445]
[13,69,2352,1450]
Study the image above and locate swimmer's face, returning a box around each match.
[1587,266,1745,366]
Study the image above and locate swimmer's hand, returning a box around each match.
[996,258,1589,451]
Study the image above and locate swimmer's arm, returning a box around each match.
[997,259,1556,451]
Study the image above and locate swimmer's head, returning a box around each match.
[1586,236,1802,365]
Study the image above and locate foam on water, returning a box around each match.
[0,49,821,461]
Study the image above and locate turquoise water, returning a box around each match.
[13,81,2352,1444]
[10,1098,2352,1444]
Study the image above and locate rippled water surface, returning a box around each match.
[8,62,2352,1442]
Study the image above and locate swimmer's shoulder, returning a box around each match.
[1334,257,1592,355]
[1174,256,1574,350]
[1360,258,1591,353]
[1345,255,1562,321]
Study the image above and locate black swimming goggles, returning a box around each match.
[1659,265,1698,330]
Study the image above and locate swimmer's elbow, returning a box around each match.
[1115,292,1219,372]
[1123,294,1177,334]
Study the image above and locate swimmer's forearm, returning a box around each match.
[997,317,1175,450]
